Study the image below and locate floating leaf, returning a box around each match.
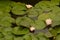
[32,20,46,30]
[0,33,4,38]
[23,33,38,40]
[38,13,60,27]
[27,8,39,18]
[50,26,60,36]
[1,27,12,36]
[11,2,27,15]
[35,1,59,9]
[14,37,23,40]
[12,26,29,35]
[38,36,49,40]
[35,32,49,40]
[0,1,11,12]
[51,0,60,5]
[50,28,58,36]
[23,34,32,40]
[35,1,59,14]
[0,16,15,27]
[55,34,60,40]
[50,6,60,14]
[16,17,34,28]
[30,34,38,40]
[4,34,14,40]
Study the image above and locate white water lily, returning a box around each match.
[45,18,52,25]
[26,4,33,9]
[30,26,35,31]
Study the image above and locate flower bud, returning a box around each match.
[45,18,52,25]
[26,4,33,9]
[30,26,35,31]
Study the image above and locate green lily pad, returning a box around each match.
[50,26,60,36]
[36,32,49,40]
[0,33,4,38]
[4,34,14,40]
[1,27,12,36]
[55,34,60,40]
[0,1,11,12]
[14,37,23,40]
[23,34,32,40]
[23,33,38,40]
[51,0,60,5]
[16,17,34,28]
[35,1,59,9]
[0,16,15,27]
[32,20,46,30]
[38,13,60,27]
[11,2,27,15]
[12,26,29,35]
[27,8,39,18]
[49,28,58,36]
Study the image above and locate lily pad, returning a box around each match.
[12,26,29,35]
[16,17,34,28]
[11,2,27,15]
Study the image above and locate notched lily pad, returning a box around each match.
[11,2,27,15]
[16,17,34,28]
[12,26,29,35]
